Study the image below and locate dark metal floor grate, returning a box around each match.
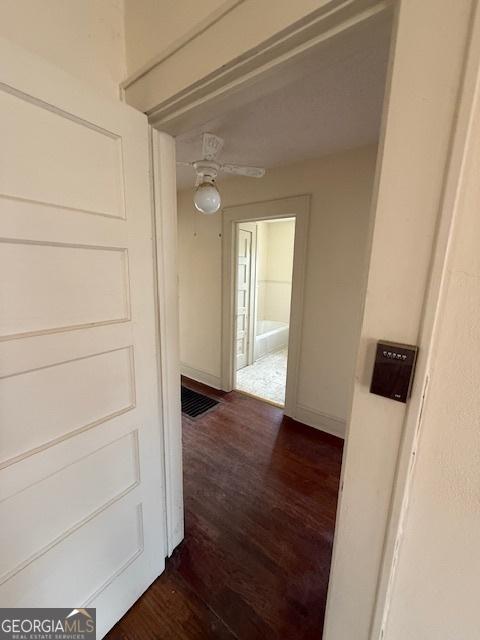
[181,385,219,418]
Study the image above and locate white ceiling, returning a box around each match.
[176,12,392,189]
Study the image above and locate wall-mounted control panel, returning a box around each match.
[370,341,418,403]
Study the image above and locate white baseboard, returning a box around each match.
[293,403,346,439]
[180,363,222,390]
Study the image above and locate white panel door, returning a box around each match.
[235,223,256,370]
[0,38,167,637]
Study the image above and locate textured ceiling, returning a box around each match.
[176,13,392,190]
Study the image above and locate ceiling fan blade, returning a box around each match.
[176,161,193,167]
[220,163,265,178]
[202,133,224,160]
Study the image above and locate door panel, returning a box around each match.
[0,347,134,464]
[0,89,125,218]
[0,39,166,638]
[0,431,139,580]
[235,223,256,370]
[0,241,129,338]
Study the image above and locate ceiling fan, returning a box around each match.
[177,133,265,214]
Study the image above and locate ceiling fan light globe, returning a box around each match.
[193,182,221,214]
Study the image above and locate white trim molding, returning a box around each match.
[121,0,245,93]
[180,364,222,390]
[125,0,391,122]
[294,404,346,439]
[151,129,184,556]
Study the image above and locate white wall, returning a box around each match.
[255,220,295,327]
[124,0,227,75]
[177,146,377,428]
[0,0,126,99]
[381,53,480,640]
[255,221,268,323]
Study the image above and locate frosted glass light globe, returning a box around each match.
[193,181,221,214]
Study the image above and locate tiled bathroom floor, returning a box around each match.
[235,348,288,405]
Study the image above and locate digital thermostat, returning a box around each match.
[370,341,418,403]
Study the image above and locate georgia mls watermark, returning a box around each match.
[0,608,96,640]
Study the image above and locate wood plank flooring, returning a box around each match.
[107,379,343,640]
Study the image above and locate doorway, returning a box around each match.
[221,196,309,417]
[129,0,471,637]
[234,218,295,406]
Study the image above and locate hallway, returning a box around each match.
[107,379,343,640]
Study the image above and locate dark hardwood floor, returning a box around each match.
[107,379,343,640]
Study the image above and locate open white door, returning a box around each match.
[0,38,168,637]
[235,222,256,371]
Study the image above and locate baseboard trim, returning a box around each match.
[294,404,346,439]
[180,363,222,390]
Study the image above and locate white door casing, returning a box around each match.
[235,222,257,371]
[222,196,309,417]
[151,130,184,556]
[0,38,168,637]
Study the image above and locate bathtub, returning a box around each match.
[254,320,289,360]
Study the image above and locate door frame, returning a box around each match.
[366,3,480,635]
[139,1,391,131]
[151,130,184,556]
[148,1,479,637]
[221,196,310,417]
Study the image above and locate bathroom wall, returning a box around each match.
[255,221,268,323]
[255,219,295,327]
